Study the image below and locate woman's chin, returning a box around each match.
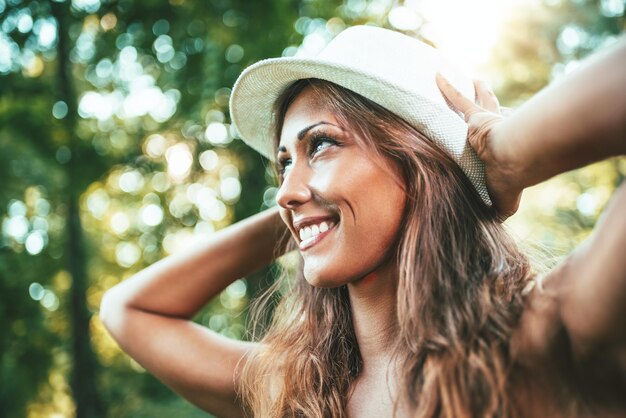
[302,267,349,289]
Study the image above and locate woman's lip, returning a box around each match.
[298,223,337,251]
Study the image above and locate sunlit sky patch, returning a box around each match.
[165,143,193,181]
[25,230,46,255]
[115,242,140,267]
[110,212,130,235]
[78,44,181,122]
[199,150,219,171]
[72,0,101,14]
[29,281,60,311]
[1,195,52,255]
[292,0,543,75]
[205,122,230,145]
[398,0,533,74]
[140,204,164,227]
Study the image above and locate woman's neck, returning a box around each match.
[347,261,399,373]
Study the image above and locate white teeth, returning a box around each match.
[298,220,335,241]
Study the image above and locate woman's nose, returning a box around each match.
[275,164,312,209]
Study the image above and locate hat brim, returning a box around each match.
[231,57,464,161]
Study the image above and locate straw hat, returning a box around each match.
[230,25,490,205]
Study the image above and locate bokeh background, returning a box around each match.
[0,0,624,417]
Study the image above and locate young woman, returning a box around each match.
[100,26,626,417]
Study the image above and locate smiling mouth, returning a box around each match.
[297,219,338,251]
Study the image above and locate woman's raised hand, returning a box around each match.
[436,74,523,219]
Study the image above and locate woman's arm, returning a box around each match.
[437,36,626,216]
[495,37,626,186]
[100,207,287,417]
[438,37,626,379]
[560,182,626,365]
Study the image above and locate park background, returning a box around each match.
[0,0,624,417]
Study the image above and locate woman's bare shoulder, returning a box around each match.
[514,183,626,368]
[510,256,626,417]
[511,263,570,366]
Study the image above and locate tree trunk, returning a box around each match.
[51,3,104,417]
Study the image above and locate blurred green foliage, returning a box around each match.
[0,0,623,417]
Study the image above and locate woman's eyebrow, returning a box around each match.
[296,121,338,140]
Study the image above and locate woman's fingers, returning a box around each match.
[473,79,500,113]
[437,74,521,217]
[435,73,480,118]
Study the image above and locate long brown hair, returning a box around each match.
[239,79,533,417]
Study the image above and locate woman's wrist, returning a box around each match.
[104,206,290,319]
[490,122,530,191]
[259,206,291,257]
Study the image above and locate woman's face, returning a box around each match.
[276,87,407,287]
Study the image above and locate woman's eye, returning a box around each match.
[311,137,337,155]
[277,158,291,175]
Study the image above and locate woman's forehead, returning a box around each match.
[279,90,338,147]
[284,86,330,118]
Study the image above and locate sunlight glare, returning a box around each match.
[3,215,29,241]
[25,230,46,255]
[405,0,528,73]
[165,143,193,180]
[220,177,241,203]
[204,122,230,145]
[199,150,219,171]
[110,212,130,235]
[29,282,45,301]
[140,204,164,227]
[86,189,110,219]
[388,6,422,31]
[145,134,167,158]
[36,18,57,48]
[162,228,197,255]
[118,170,145,193]
[115,242,140,267]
